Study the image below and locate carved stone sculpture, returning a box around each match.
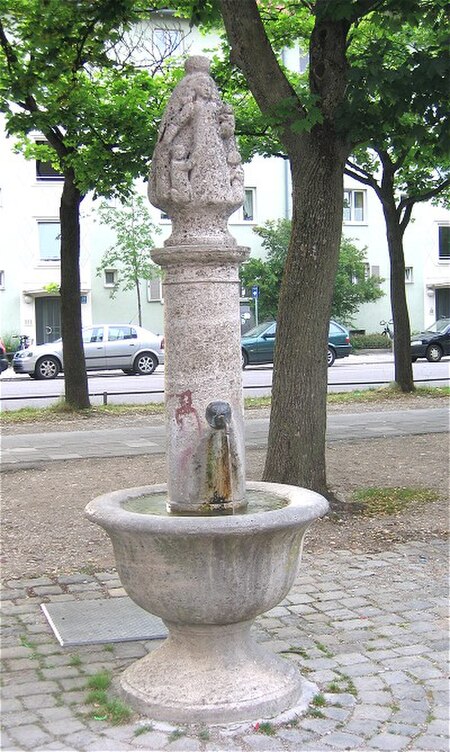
[149,56,244,247]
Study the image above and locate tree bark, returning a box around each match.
[220,0,350,495]
[381,192,415,392]
[60,173,90,409]
[263,133,346,493]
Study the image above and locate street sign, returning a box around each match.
[251,285,259,299]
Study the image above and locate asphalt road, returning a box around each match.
[1,352,449,410]
[1,407,448,468]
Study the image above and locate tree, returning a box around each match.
[240,220,384,323]
[190,0,448,497]
[97,193,161,327]
[0,0,177,408]
[215,0,369,495]
[343,11,449,390]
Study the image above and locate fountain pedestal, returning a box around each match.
[86,56,329,724]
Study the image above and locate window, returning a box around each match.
[83,327,104,344]
[0,270,4,289]
[438,226,450,260]
[104,270,117,287]
[108,326,137,341]
[148,277,163,302]
[152,27,182,56]
[243,188,255,221]
[35,141,63,180]
[299,49,309,74]
[405,266,413,283]
[343,190,365,223]
[38,221,60,261]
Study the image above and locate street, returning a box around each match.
[1,352,449,411]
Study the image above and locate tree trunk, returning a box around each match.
[60,173,90,409]
[136,278,143,327]
[263,132,347,494]
[381,195,415,392]
[220,0,350,495]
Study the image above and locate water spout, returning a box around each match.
[205,401,232,431]
[203,401,235,512]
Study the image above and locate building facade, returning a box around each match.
[1,17,449,346]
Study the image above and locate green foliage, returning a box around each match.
[333,237,384,323]
[351,333,391,350]
[240,220,384,323]
[0,0,177,198]
[97,192,161,324]
[351,487,439,516]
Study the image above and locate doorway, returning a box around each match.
[36,297,61,345]
[436,287,450,320]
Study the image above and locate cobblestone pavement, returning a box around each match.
[1,539,448,752]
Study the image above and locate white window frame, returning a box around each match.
[152,27,183,57]
[35,140,63,181]
[343,189,366,224]
[438,225,450,261]
[104,270,117,288]
[147,277,164,302]
[37,220,61,262]
[230,188,256,224]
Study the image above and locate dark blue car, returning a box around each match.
[241,320,352,368]
[411,318,450,362]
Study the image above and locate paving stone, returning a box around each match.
[43,718,88,736]
[356,690,393,706]
[31,585,65,596]
[3,680,59,697]
[425,719,450,736]
[61,730,103,748]
[321,730,366,748]
[127,729,169,748]
[409,734,450,751]
[367,732,410,750]
[22,694,59,710]
[8,725,53,749]
[37,706,78,722]
[2,711,40,727]
[351,704,392,722]
[241,734,283,750]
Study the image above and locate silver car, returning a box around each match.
[13,324,165,379]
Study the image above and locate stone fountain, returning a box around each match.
[85,56,328,724]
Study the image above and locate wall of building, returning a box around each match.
[1,16,449,344]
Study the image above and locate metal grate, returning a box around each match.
[41,597,168,646]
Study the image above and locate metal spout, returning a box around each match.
[205,401,232,430]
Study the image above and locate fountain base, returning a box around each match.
[86,482,328,724]
[119,620,306,723]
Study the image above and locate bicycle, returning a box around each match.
[13,334,31,350]
[380,320,394,340]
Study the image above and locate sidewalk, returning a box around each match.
[1,407,448,468]
[1,540,448,752]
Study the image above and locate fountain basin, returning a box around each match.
[85,481,328,723]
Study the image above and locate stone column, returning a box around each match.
[149,56,249,513]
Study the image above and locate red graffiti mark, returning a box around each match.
[175,389,201,431]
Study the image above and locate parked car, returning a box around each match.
[13,324,165,379]
[241,320,352,368]
[0,339,8,373]
[411,318,450,362]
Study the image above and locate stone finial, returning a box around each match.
[148,56,244,247]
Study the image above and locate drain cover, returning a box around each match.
[41,597,168,646]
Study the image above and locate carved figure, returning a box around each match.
[149,56,244,219]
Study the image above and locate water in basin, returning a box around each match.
[123,489,288,516]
